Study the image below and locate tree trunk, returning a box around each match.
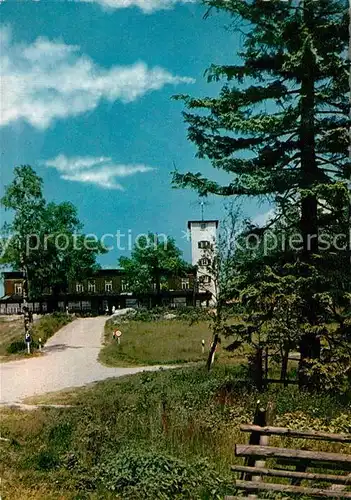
[250,347,264,391]
[298,0,321,389]
[22,263,30,338]
[264,347,269,387]
[280,345,290,387]
[155,272,161,306]
[206,332,219,371]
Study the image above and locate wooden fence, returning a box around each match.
[226,403,351,499]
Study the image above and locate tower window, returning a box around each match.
[199,257,211,267]
[14,283,23,296]
[199,275,211,284]
[198,240,210,249]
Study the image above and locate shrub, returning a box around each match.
[112,306,212,324]
[34,450,60,471]
[6,340,26,354]
[96,449,231,499]
[32,312,73,344]
[5,313,73,356]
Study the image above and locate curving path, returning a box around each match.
[0,316,167,405]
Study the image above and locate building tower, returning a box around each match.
[187,219,218,305]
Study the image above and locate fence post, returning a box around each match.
[242,400,275,498]
[252,400,275,481]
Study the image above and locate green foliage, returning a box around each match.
[5,313,73,355]
[119,233,191,297]
[101,316,216,366]
[6,339,26,354]
[173,0,348,199]
[97,450,230,499]
[226,219,351,392]
[32,312,73,344]
[112,306,212,324]
[48,422,73,449]
[3,365,351,498]
[173,0,350,391]
[2,365,350,498]
[1,165,106,298]
[33,450,60,471]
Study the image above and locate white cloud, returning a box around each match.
[43,154,155,190]
[0,26,195,129]
[80,0,195,12]
[252,208,275,227]
[0,0,195,12]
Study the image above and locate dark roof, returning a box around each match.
[2,269,124,280]
[187,220,219,229]
[2,271,24,279]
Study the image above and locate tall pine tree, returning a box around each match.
[173,0,349,388]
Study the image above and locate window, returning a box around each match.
[14,283,23,296]
[76,283,84,293]
[200,223,206,230]
[8,303,20,314]
[88,281,96,293]
[68,301,80,310]
[81,300,91,310]
[198,240,210,249]
[199,275,211,284]
[126,298,138,308]
[105,281,113,292]
[173,297,186,307]
[181,278,190,290]
[121,280,129,292]
[199,257,211,267]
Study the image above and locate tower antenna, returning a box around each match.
[190,198,212,221]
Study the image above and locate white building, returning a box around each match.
[187,219,219,305]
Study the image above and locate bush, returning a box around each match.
[97,449,231,499]
[5,313,73,356]
[32,312,73,344]
[34,450,60,471]
[6,340,26,354]
[113,306,213,324]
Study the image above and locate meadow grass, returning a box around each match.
[99,317,246,367]
[2,364,350,499]
[0,313,73,360]
[0,317,23,358]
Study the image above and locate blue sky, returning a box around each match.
[0,0,271,267]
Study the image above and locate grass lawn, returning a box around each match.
[2,364,350,499]
[99,317,245,367]
[0,317,24,358]
[0,313,74,361]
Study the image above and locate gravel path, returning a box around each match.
[0,317,167,405]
